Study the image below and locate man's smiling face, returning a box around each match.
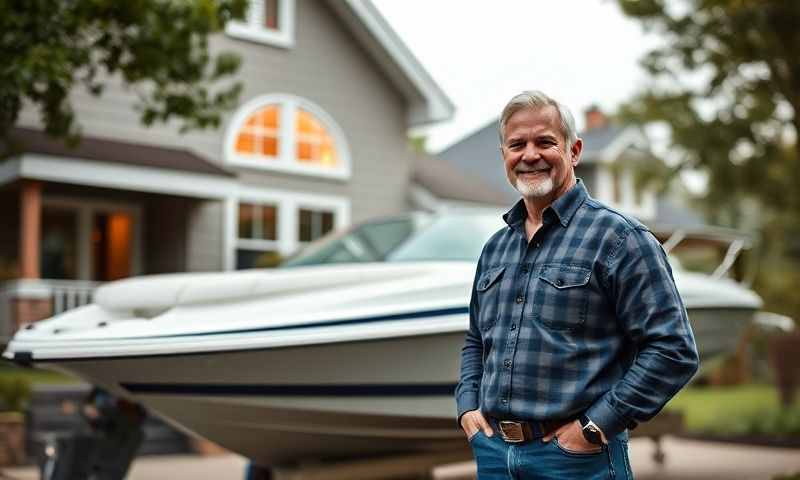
[501,106,582,203]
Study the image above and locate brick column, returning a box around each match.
[6,181,51,333]
[19,180,42,279]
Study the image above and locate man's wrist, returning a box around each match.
[579,415,607,445]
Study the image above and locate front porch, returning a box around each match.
[0,180,228,340]
[0,128,238,339]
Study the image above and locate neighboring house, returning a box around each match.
[409,153,508,213]
[435,106,756,281]
[0,0,454,338]
[437,106,658,220]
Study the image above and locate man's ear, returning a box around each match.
[570,138,583,166]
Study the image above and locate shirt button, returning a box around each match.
[510,323,516,331]
[515,295,524,303]
[501,398,508,404]
[504,359,512,368]
[556,279,564,286]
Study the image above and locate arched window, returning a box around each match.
[225,94,351,179]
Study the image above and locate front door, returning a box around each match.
[41,200,141,281]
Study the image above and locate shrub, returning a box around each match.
[0,376,31,412]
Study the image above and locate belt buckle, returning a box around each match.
[498,420,525,443]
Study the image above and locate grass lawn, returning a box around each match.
[0,363,81,385]
[666,384,800,436]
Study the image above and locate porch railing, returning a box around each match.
[0,279,102,341]
[46,279,101,315]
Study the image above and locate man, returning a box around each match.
[455,91,699,479]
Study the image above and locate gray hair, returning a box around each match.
[498,90,578,149]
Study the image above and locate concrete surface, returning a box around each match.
[2,436,799,480]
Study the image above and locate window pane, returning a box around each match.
[236,106,280,159]
[298,208,335,242]
[236,249,282,269]
[261,136,278,157]
[265,0,279,30]
[299,209,313,242]
[259,205,277,240]
[262,106,279,129]
[238,203,255,239]
[295,109,339,167]
[41,209,78,279]
[321,212,334,236]
[297,141,313,161]
[236,133,256,154]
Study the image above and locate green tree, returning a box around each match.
[616,0,800,319]
[0,0,247,141]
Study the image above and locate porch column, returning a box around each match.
[8,180,51,332]
[19,180,41,279]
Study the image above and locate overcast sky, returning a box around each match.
[371,1,661,152]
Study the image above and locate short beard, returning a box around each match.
[514,175,554,199]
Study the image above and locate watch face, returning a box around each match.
[582,425,603,445]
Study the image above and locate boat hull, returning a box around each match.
[33,303,756,464]
[42,331,467,464]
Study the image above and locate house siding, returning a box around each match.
[186,200,225,272]
[15,0,412,225]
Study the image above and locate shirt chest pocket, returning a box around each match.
[475,266,506,331]
[534,264,592,331]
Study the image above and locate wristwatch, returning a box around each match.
[579,415,604,445]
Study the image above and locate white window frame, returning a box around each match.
[225,187,350,270]
[225,0,295,48]
[224,94,352,180]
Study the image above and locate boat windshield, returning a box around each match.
[281,213,504,267]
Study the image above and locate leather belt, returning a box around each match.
[489,417,571,443]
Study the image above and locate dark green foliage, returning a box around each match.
[0,0,247,141]
[0,376,31,412]
[616,0,800,322]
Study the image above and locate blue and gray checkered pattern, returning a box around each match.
[456,181,699,439]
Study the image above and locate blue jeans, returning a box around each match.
[469,430,634,480]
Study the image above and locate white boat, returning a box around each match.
[3,212,762,465]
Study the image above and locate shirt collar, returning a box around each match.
[502,179,589,229]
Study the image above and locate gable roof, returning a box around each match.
[436,119,517,203]
[412,154,509,207]
[327,1,454,127]
[580,124,625,161]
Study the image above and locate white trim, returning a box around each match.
[230,186,351,262]
[224,94,352,180]
[225,0,295,49]
[223,197,237,271]
[0,279,52,299]
[597,127,647,164]
[0,157,21,186]
[17,154,235,199]
[329,0,455,126]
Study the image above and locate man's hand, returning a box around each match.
[459,410,494,439]
[542,420,601,453]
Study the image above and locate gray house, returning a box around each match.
[0,0,454,336]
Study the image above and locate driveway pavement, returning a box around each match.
[3,436,799,480]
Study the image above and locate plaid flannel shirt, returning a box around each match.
[456,180,699,438]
